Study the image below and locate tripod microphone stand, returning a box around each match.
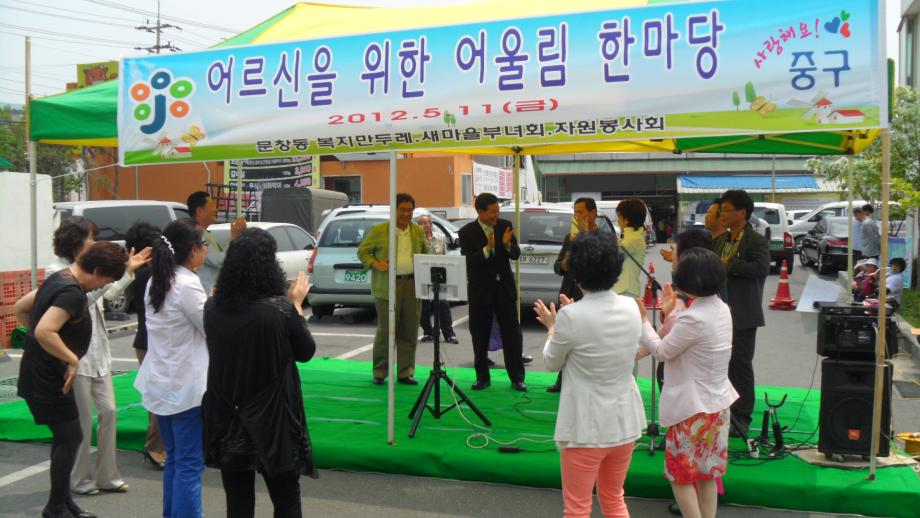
[409,266,490,438]
[643,276,665,456]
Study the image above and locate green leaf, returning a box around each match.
[841,10,850,21]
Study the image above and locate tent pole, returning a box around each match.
[387,151,397,445]
[513,148,521,322]
[847,156,854,297]
[26,36,38,290]
[771,155,776,203]
[868,129,891,480]
[235,162,243,218]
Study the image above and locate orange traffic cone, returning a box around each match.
[643,263,661,309]
[769,259,796,310]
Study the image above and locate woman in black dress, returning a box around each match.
[14,241,128,518]
[202,227,317,518]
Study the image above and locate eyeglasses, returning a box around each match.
[198,240,209,247]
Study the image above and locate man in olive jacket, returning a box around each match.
[357,193,428,385]
[713,189,771,437]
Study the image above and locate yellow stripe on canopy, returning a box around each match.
[251,1,650,44]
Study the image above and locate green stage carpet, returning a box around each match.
[1,358,918,517]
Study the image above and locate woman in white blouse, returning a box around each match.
[534,232,646,518]
[134,218,209,518]
[637,247,738,518]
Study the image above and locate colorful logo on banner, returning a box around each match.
[118,0,886,165]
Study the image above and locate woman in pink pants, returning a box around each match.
[535,233,646,518]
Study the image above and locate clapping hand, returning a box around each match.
[533,299,557,330]
[559,294,575,308]
[230,216,247,240]
[659,246,674,262]
[287,272,310,313]
[502,226,514,248]
[372,259,389,272]
[126,246,153,274]
[486,229,495,253]
[634,298,649,323]
[660,283,677,317]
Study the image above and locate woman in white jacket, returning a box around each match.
[637,247,738,518]
[535,232,645,518]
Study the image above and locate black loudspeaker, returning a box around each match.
[818,359,892,458]
[816,303,898,359]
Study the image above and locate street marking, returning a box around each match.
[333,315,469,360]
[0,460,50,488]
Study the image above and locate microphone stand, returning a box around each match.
[644,277,665,456]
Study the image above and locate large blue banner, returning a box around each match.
[118,0,886,164]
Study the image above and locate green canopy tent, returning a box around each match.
[23,0,896,492]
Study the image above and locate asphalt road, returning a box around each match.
[1,244,917,517]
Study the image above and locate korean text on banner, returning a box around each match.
[118,0,886,165]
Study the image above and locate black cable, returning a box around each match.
[512,392,556,424]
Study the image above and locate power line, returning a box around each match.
[0,23,146,46]
[80,0,241,33]
[0,30,139,48]
[0,77,63,89]
[0,3,138,29]
[13,0,144,23]
[31,42,116,61]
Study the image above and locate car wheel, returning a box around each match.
[799,244,814,267]
[311,304,334,318]
[104,292,131,314]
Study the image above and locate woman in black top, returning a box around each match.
[124,222,166,469]
[15,242,128,518]
[202,227,316,518]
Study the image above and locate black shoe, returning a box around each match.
[511,381,528,392]
[486,358,496,367]
[668,502,682,515]
[471,380,491,390]
[143,450,165,470]
[67,502,97,518]
[397,376,418,385]
[444,335,459,344]
[41,506,72,518]
[546,382,561,393]
[372,377,384,385]
[521,354,534,365]
[420,334,433,342]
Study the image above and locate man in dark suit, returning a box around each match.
[713,189,771,437]
[459,193,527,391]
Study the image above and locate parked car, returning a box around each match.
[498,203,617,307]
[753,202,795,273]
[789,200,869,243]
[208,222,315,287]
[307,211,458,316]
[799,216,851,275]
[53,200,188,312]
[316,204,459,242]
[786,209,812,225]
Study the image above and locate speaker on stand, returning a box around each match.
[815,303,895,460]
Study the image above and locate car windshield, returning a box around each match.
[753,207,781,225]
[501,211,615,245]
[320,219,380,247]
[82,206,173,241]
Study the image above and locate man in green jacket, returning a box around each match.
[357,193,429,385]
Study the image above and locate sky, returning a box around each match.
[0,0,906,107]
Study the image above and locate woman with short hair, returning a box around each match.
[15,241,129,518]
[613,198,648,298]
[637,248,738,518]
[134,218,209,518]
[203,227,318,518]
[534,232,646,518]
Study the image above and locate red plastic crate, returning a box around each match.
[2,307,20,348]
[1,269,42,348]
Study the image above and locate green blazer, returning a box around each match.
[357,221,428,299]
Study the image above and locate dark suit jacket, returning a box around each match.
[713,223,771,329]
[554,229,618,302]
[459,218,521,306]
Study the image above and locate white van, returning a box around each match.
[753,202,795,272]
[595,200,655,245]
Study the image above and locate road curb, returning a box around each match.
[893,314,920,360]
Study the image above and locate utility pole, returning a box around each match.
[134,0,181,54]
[26,36,38,290]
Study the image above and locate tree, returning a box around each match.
[806,87,920,209]
[732,91,741,111]
[0,105,78,200]
[744,82,757,105]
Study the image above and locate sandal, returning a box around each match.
[100,483,129,493]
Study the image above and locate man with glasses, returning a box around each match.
[713,190,771,438]
[187,191,246,294]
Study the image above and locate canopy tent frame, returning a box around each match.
[22,0,894,479]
